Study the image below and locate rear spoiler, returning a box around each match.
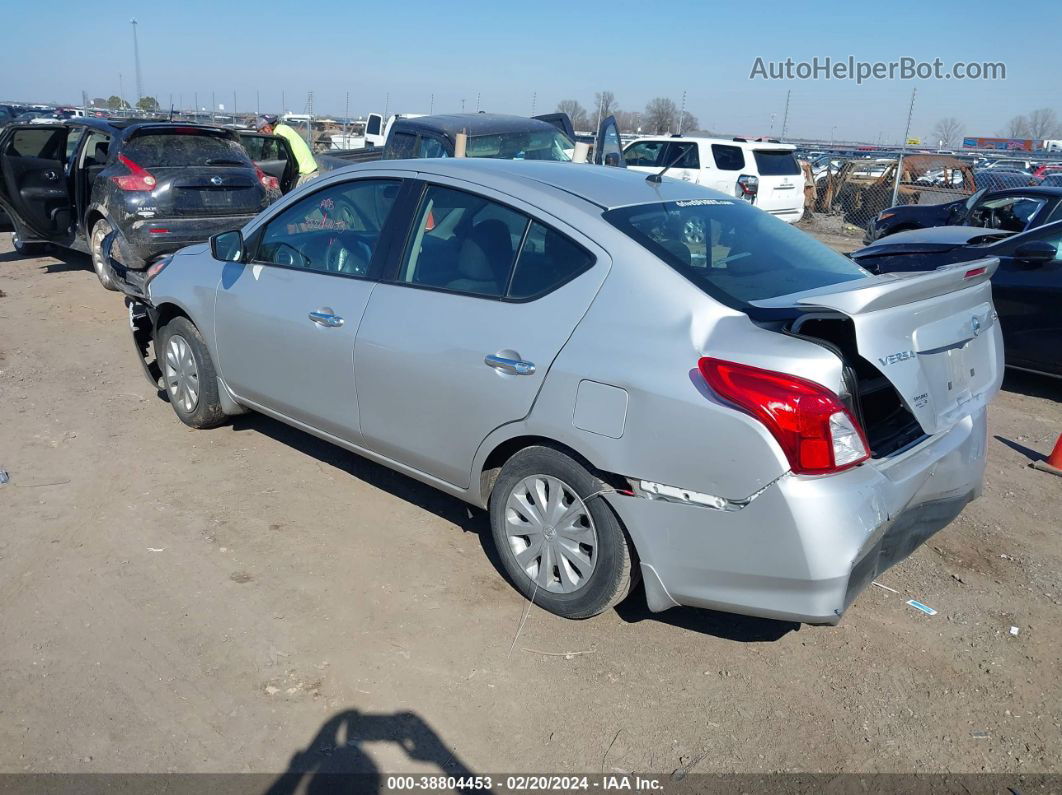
[751,258,999,314]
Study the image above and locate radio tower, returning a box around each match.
[130,19,144,105]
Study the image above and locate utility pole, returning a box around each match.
[476,92,481,112]
[530,91,536,117]
[119,73,125,111]
[211,91,216,123]
[282,91,286,114]
[256,90,260,116]
[233,90,237,120]
[780,89,791,140]
[677,90,687,135]
[383,92,390,119]
[891,86,918,206]
[460,98,466,112]
[130,19,143,105]
[306,91,314,145]
[429,93,434,114]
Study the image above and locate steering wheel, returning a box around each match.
[324,236,372,275]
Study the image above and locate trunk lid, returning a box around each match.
[754,258,1003,436]
[149,166,266,217]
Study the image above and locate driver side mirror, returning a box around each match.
[603,151,622,167]
[1013,240,1057,266]
[211,230,244,262]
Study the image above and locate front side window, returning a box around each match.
[465,129,574,161]
[256,179,401,276]
[711,144,745,171]
[624,141,665,167]
[604,197,867,307]
[399,186,528,297]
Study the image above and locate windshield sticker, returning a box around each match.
[674,199,734,207]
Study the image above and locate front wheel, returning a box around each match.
[156,316,227,429]
[90,219,119,291]
[489,446,635,619]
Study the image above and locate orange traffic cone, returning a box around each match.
[1031,433,1062,477]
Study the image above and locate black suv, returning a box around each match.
[0,118,295,290]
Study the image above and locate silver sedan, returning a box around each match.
[126,159,1002,624]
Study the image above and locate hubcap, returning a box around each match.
[91,224,110,278]
[164,334,200,413]
[504,475,597,594]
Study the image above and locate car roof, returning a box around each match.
[393,113,565,138]
[628,135,795,151]
[338,158,727,210]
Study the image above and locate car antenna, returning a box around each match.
[646,146,686,184]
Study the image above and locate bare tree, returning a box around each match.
[556,99,589,132]
[1000,115,1030,138]
[644,97,678,134]
[1026,108,1062,140]
[594,90,619,120]
[679,110,700,134]
[614,109,642,134]
[931,117,964,147]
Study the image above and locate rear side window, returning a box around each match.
[604,198,867,307]
[509,222,594,299]
[416,136,448,158]
[241,134,285,161]
[711,144,745,171]
[665,142,699,169]
[753,149,801,176]
[123,130,251,168]
[7,128,64,159]
[388,131,417,159]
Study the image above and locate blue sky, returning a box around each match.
[3,0,1059,143]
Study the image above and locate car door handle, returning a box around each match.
[485,353,535,375]
[42,170,58,182]
[308,308,344,328]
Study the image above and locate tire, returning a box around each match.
[89,218,119,291]
[11,230,45,257]
[489,446,635,619]
[156,316,227,429]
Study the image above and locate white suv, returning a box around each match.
[623,136,805,222]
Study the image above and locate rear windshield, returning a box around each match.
[604,198,868,307]
[123,130,251,168]
[753,149,801,176]
[466,129,574,161]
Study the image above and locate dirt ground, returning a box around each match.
[1,234,1060,778]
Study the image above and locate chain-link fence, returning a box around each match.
[800,154,977,241]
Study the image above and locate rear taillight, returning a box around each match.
[736,174,758,202]
[255,165,280,191]
[698,357,869,476]
[111,154,157,191]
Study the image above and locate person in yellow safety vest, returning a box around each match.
[256,115,319,187]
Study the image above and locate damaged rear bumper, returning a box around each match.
[606,407,987,624]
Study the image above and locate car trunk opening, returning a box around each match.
[757,259,1002,451]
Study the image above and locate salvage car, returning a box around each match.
[0,118,284,289]
[623,136,806,223]
[867,186,1062,241]
[852,221,1061,377]
[123,159,1002,624]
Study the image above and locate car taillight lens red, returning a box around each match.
[255,165,280,191]
[111,154,157,191]
[698,357,870,475]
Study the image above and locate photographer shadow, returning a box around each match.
[266,708,488,795]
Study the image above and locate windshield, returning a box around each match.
[465,129,574,161]
[604,198,869,307]
[123,130,251,168]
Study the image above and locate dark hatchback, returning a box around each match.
[851,221,1062,377]
[0,118,281,290]
[866,185,1062,242]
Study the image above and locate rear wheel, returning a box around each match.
[489,446,634,619]
[156,316,227,429]
[11,230,45,257]
[90,218,118,291]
